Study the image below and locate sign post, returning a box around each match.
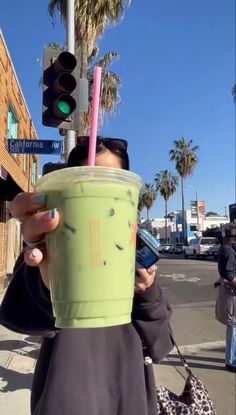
[8,139,62,155]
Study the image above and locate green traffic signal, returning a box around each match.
[42,48,80,129]
[57,100,71,115]
[53,94,76,119]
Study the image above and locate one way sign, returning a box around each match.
[8,139,62,155]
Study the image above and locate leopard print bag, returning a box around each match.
[155,338,217,414]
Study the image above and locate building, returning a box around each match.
[140,216,176,243]
[142,210,229,245]
[171,210,229,243]
[0,30,39,290]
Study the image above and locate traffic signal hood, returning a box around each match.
[42,47,80,131]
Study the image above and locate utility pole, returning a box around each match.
[64,0,76,162]
[196,187,200,231]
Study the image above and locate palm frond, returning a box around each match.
[92,51,120,70]
[155,170,179,202]
[48,0,67,24]
[169,137,199,179]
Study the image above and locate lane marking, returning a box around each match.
[159,273,201,283]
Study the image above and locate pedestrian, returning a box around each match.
[0,136,174,415]
[215,222,236,373]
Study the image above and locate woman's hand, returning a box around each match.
[135,263,157,293]
[10,192,59,289]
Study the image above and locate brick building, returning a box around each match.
[0,30,39,290]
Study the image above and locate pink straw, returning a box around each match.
[88,66,102,166]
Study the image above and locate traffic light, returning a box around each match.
[42,47,80,131]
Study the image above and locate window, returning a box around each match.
[23,154,27,172]
[7,106,18,158]
[200,238,219,245]
[31,158,37,186]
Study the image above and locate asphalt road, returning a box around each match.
[157,254,218,305]
[156,254,224,346]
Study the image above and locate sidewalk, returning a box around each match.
[0,291,41,415]
[154,342,236,415]
[0,325,41,415]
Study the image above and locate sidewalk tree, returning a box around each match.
[48,0,131,133]
[155,170,178,243]
[169,137,199,242]
[84,50,122,133]
[138,184,157,230]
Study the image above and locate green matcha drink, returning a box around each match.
[36,166,141,328]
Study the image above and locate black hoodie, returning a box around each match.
[217,242,236,282]
[0,253,173,415]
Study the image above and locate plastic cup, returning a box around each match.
[36,166,142,328]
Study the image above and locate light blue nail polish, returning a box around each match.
[51,208,57,219]
[35,194,46,205]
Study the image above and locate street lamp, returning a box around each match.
[185,185,200,231]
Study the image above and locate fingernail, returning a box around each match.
[42,210,54,221]
[50,208,57,219]
[32,194,46,205]
[29,249,38,259]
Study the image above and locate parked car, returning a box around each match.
[183,237,220,259]
[158,244,172,254]
[169,243,184,254]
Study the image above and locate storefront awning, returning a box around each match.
[0,165,23,201]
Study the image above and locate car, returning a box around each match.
[158,244,171,254]
[183,237,220,259]
[169,243,184,254]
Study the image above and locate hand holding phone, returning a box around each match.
[136,228,160,268]
[135,263,157,293]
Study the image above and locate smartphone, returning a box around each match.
[136,228,160,268]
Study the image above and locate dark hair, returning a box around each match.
[67,140,130,170]
[222,223,236,243]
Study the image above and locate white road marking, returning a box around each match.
[159,273,201,283]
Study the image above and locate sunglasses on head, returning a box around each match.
[67,136,130,170]
[77,136,128,153]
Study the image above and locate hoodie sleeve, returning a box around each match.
[131,277,174,363]
[0,251,56,335]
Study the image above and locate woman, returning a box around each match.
[0,136,173,415]
[215,222,236,373]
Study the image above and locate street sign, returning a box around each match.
[190,200,198,218]
[8,139,62,155]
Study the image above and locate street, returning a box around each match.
[154,255,235,415]
[0,256,235,415]
[158,255,222,345]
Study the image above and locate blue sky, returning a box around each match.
[0,0,235,218]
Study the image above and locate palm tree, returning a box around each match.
[48,0,130,134]
[169,137,199,242]
[138,184,157,231]
[48,0,131,53]
[155,170,179,243]
[84,50,122,133]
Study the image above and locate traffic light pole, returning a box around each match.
[64,0,76,162]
